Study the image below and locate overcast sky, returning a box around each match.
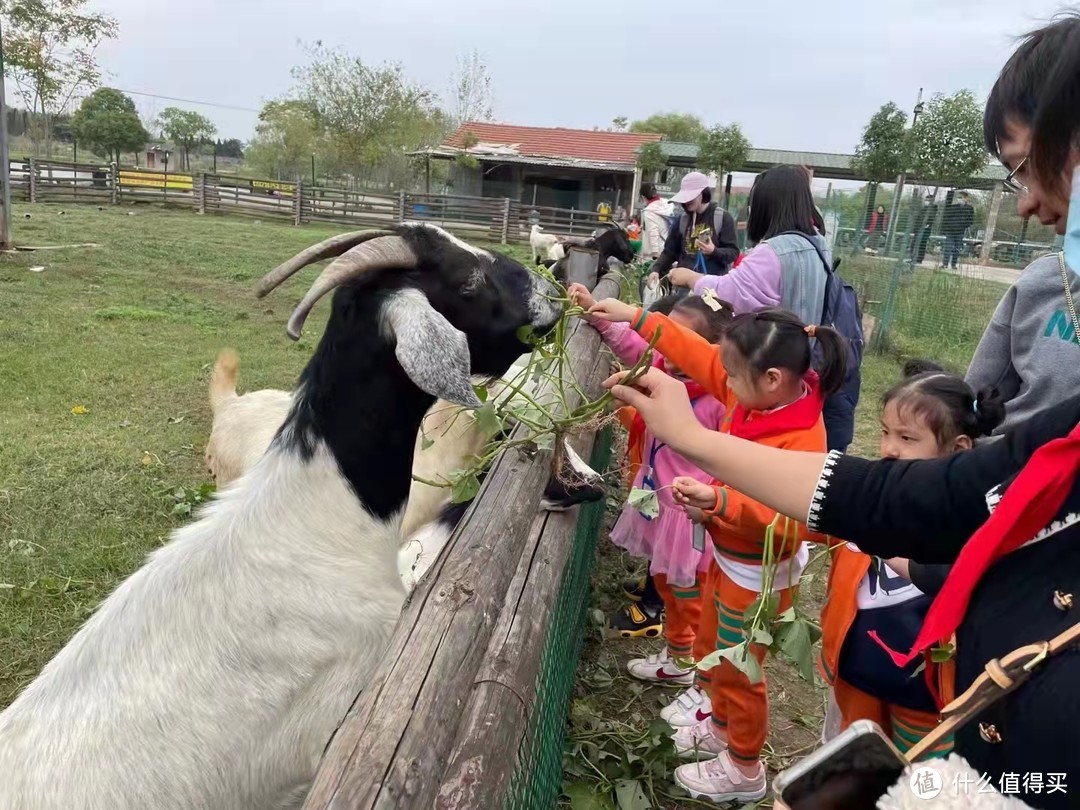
[81,0,1072,152]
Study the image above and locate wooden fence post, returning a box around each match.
[500,198,511,245]
[980,181,1005,265]
[294,180,303,226]
[199,173,207,215]
[397,190,406,224]
[28,158,36,204]
[110,162,118,205]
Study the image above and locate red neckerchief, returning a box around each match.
[630,358,707,442]
[872,421,1080,667]
[726,372,823,443]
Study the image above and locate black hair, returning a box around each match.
[1031,13,1080,192]
[882,363,1005,445]
[640,182,658,200]
[984,12,1080,172]
[901,357,945,377]
[648,292,683,315]
[723,308,848,396]
[671,294,735,343]
[746,166,819,243]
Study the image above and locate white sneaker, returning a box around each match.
[661,686,713,728]
[671,716,728,760]
[674,751,767,804]
[626,649,694,686]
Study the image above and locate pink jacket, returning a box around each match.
[591,319,726,585]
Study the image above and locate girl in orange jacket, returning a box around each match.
[588,300,847,805]
[819,361,1006,759]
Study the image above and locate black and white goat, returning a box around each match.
[546,224,637,286]
[0,223,562,810]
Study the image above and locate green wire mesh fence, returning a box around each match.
[505,426,615,810]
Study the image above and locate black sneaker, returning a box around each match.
[540,476,606,512]
[605,602,664,639]
[623,577,647,602]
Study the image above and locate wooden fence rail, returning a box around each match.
[5,159,617,247]
[301,271,624,810]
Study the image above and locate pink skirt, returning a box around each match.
[609,501,712,588]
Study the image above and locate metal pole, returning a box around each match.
[0,18,13,249]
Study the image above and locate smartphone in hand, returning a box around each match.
[773,720,907,810]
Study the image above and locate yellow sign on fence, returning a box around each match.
[119,170,194,191]
[251,179,296,196]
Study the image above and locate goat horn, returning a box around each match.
[285,236,418,340]
[255,229,397,298]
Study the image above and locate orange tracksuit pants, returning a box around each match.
[654,574,703,660]
[692,561,794,767]
[833,678,953,758]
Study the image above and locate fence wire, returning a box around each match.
[505,427,614,810]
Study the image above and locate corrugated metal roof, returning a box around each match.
[441,122,662,165]
[660,141,1010,182]
[420,147,634,173]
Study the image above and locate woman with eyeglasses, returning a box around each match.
[965,15,1080,438]
[604,13,1080,809]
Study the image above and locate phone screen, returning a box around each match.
[779,730,906,810]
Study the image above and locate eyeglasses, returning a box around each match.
[1003,155,1029,195]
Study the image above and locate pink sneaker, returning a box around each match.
[671,716,728,760]
[674,751,767,803]
[660,686,712,728]
[626,649,694,686]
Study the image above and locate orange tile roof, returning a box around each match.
[443,122,662,166]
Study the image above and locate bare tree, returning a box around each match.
[447,49,494,128]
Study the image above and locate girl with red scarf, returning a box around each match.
[569,284,732,699]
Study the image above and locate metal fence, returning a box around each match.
[6,159,610,245]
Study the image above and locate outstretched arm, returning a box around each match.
[605,368,1080,562]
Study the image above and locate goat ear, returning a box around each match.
[382,290,483,409]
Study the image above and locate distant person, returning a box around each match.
[911,193,936,265]
[867,204,888,250]
[646,172,739,282]
[640,183,675,262]
[597,200,612,222]
[627,216,642,254]
[941,192,975,268]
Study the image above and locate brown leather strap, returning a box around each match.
[906,620,1080,762]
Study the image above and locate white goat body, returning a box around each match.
[529,224,559,264]
[0,445,406,810]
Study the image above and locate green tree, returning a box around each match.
[636,142,666,177]
[70,87,148,163]
[909,90,988,185]
[292,42,443,182]
[1,0,118,155]
[156,107,217,170]
[245,99,326,180]
[697,122,750,177]
[447,49,494,129]
[851,102,910,182]
[611,115,628,132]
[215,138,245,159]
[629,112,706,143]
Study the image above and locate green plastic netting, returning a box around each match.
[504,426,614,810]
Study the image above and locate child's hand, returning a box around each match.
[669,266,704,289]
[567,283,597,312]
[673,477,718,511]
[684,505,706,524]
[588,298,638,324]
